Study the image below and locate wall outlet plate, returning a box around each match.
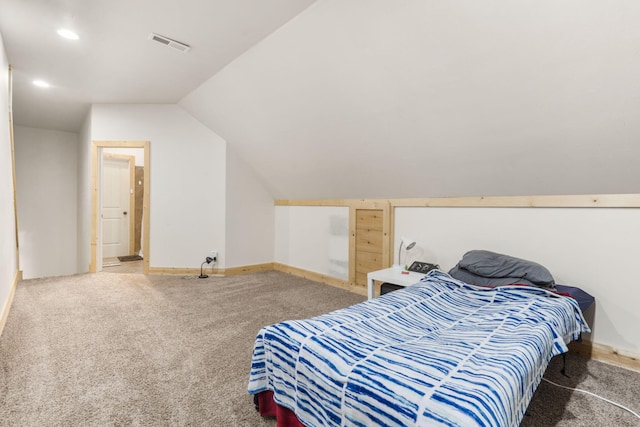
[210,250,218,262]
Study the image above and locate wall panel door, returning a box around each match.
[350,202,390,289]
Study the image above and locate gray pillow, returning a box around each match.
[449,265,544,288]
[456,250,555,286]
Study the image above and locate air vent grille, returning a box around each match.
[148,33,191,52]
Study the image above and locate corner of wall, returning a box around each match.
[225,146,275,268]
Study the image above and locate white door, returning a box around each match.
[102,157,131,259]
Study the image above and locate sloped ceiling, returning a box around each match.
[0,0,317,132]
[181,1,640,200]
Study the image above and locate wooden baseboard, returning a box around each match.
[147,263,274,277]
[222,263,274,276]
[569,340,640,373]
[0,270,22,338]
[147,267,203,275]
[273,263,366,296]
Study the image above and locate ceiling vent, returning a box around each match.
[148,33,191,52]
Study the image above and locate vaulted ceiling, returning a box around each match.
[180,1,640,199]
[0,0,316,131]
[3,1,640,200]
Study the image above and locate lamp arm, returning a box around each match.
[199,260,209,279]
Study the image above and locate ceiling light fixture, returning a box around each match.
[33,80,50,88]
[57,28,79,40]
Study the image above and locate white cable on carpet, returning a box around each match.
[542,377,640,420]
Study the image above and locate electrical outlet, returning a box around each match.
[210,250,218,262]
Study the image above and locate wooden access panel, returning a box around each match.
[351,205,390,288]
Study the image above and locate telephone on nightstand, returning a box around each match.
[407,261,439,274]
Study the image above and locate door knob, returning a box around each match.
[123,211,128,215]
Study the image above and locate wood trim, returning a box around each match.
[147,263,274,277]
[348,200,391,209]
[0,270,21,338]
[274,263,366,296]
[8,65,20,270]
[91,141,150,274]
[222,263,274,276]
[569,340,640,373]
[93,140,150,148]
[388,204,396,266]
[147,267,207,275]
[389,194,640,208]
[275,194,640,209]
[348,205,356,285]
[275,199,349,206]
[142,145,150,275]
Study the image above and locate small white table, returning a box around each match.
[367,267,426,300]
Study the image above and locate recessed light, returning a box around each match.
[33,80,50,88]
[57,28,79,40]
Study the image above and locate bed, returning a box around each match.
[248,254,590,427]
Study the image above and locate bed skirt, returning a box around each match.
[255,391,305,427]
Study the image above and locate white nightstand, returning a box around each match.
[367,267,426,300]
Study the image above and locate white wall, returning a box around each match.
[14,126,78,279]
[87,104,227,269]
[273,203,639,359]
[394,206,640,357]
[225,147,274,267]
[181,0,640,200]
[275,206,349,279]
[0,32,19,319]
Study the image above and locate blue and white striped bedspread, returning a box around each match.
[248,270,589,427]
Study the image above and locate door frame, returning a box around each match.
[90,140,150,274]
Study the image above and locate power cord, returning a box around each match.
[542,377,640,420]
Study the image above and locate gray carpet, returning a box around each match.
[1,271,638,426]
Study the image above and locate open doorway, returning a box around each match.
[101,151,141,273]
[90,141,150,274]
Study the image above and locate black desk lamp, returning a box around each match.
[199,256,214,279]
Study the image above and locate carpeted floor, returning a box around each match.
[0,271,638,426]
[102,258,142,274]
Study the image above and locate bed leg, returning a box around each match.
[253,394,259,412]
[561,353,569,377]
